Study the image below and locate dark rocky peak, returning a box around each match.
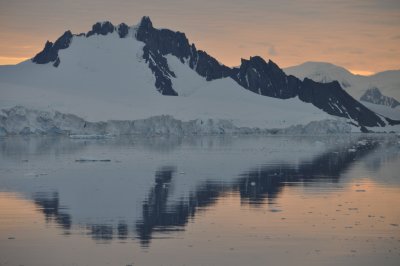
[365,87,381,97]
[32,30,73,67]
[117,23,129,38]
[139,16,153,31]
[32,41,54,64]
[136,15,231,96]
[231,56,299,99]
[86,21,115,37]
[136,16,230,95]
[137,16,192,61]
[360,87,400,108]
[54,30,73,49]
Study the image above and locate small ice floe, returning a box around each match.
[269,209,282,213]
[75,157,111,162]
[24,172,48,177]
[24,172,36,177]
[348,148,357,153]
[69,134,113,140]
[348,208,358,211]
[357,140,367,146]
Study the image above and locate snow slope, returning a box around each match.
[362,102,400,121]
[284,62,400,101]
[284,62,400,120]
[0,31,336,131]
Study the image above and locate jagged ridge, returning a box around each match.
[30,16,398,128]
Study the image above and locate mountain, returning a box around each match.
[0,17,399,135]
[284,62,400,100]
[284,62,400,119]
[360,88,400,108]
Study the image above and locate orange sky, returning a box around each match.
[0,0,399,74]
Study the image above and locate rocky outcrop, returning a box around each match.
[32,30,73,67]
[231,56,299,99]
[86,21,115,37]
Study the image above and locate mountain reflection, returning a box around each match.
[236,139,378,205]
[33,192,72,230]
[135,139,379,245]
[30,138,381,246]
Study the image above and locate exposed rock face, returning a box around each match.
[86,21,115,37]
[231,56,299,99]
[360,87,400,108]
[117,23,129,38]
[135,17,179,95]
[32,30,73,67]
[298,79,386,127]
[135,16,231,95]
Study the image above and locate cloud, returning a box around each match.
[268,45,277,56]
[256,41,272,47]
[322,46,364,55]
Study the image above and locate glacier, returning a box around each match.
[0,106,352,136]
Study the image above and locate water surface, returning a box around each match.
[0,135,399,265]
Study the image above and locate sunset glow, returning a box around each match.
[0,0,399,73]
[0,57,29,65]
[348,70,376,76]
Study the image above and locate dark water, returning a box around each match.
[0,135,399,266]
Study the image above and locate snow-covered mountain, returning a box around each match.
[284,62,400,120]
[360,88,400,108]
[0,17,398,135]
[284,62,400,100]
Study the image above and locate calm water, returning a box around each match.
[0,135,399,266]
